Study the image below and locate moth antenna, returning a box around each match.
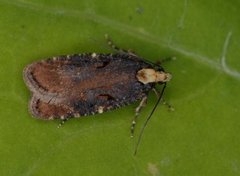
[134,83,167,156]
[104,35,164,70]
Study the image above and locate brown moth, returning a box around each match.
[23,36,172,154]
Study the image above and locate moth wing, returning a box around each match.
[29,96,75,119]
[23,54,138,101]
[23,57,79,95]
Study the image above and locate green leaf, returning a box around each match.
[0,0,240,175]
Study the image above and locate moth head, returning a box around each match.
[136,68,172,84]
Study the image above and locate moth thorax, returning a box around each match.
[136,68,172,84]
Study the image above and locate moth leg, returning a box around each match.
[57,117,70,128]
[152,88,160,97]
[162,99,175,111]
[104,34,137,56]
[152,88,174,111]
[131,96,148,137]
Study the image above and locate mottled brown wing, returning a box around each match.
[24,54,146,102]
[29,96,75,119]
[23,55,95,102]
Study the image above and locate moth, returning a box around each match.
[23,36,172,154]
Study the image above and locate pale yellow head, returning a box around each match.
[136,68,172,84]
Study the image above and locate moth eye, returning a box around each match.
[96,61,110,68]
[97,94,115,101]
